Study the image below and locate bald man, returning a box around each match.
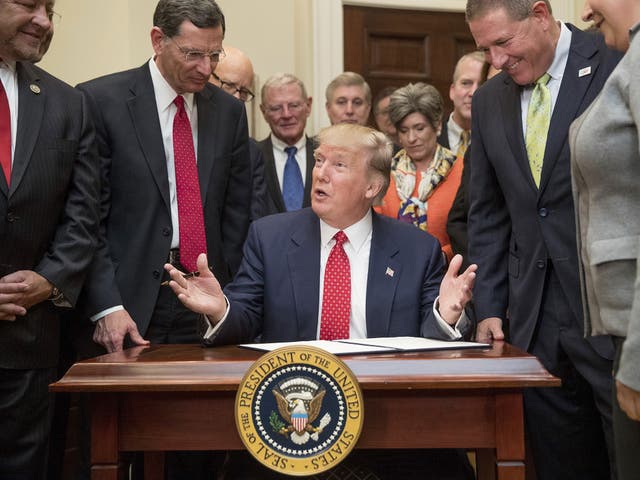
[210,46,267,220]
[211,45,255,102]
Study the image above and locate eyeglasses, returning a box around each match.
[169,37,225,64]
[211,72,254,102]
[265,102,305,116]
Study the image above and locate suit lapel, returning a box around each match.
[262,136,286,212]
[11,63,45,196]
[365,214,401,337]
[498,76,538,192]
[539,26,600,193]
[196,87,216,203]
[127,65,171,212]
[303,135,315,207]
[288,212,321,339]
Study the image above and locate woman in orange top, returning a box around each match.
[375,83,463,262]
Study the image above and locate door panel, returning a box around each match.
[344,5,476,124]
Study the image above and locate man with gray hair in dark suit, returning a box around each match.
[258,73,315,216]
[0,0,99,478]
[76,0,251,477]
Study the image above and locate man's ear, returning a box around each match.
[530,0,552,28]
[150,27,165,56]
[365,176,384,200]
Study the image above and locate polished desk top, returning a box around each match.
[51,342,559,393]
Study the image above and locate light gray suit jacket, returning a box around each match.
[570,26,640,391]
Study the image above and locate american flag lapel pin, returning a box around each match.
[578,66,592,78]
[385,267,394,277]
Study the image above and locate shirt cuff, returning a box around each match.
[90,305,125,323]
[433,295,465,340]
[202,295,230,340]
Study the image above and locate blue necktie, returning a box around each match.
[283,146,303,211]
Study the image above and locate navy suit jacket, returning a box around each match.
[468,25,621,353]
[76,63,251,336]
[204,208,467,345]
[0,63,99,368]
[257,135,316,216]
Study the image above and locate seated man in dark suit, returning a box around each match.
[165,123,477,479]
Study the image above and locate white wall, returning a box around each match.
[39,0,587,138]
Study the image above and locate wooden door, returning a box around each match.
[344,5,476,124]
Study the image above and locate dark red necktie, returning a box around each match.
[319,231,351,340]
[173,96,207,272]
[0,80,11,186]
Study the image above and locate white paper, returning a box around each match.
[239,336,490,356]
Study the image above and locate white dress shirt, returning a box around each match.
[91,58,199,322]
[445,113,465,154]
[148,57,199,249]
[520,22,571,135]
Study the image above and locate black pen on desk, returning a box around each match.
[161,270,201,286]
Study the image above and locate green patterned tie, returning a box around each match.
[525,73,551,187]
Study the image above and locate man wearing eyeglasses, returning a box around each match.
[258,73,315,216]
[0,0,99,478]
[209,45,267,221]
[74,1,251,476]
[210,45,255,103]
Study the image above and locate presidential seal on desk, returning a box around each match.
[235,345,364,476]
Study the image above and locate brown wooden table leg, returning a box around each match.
[144,452,165,480]
[91,393,120,480]
[495,392,525,480]
[476,448,497,480]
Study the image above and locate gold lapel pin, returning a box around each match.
[30,84,41,94]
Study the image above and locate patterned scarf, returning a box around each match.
[392,145,457,231]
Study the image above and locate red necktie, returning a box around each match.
[173,96,207,272]
[0,80,11,186]
[319,231,351,340]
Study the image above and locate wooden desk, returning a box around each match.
[51,342,558,480]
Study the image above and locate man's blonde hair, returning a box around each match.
[316,123,392,199]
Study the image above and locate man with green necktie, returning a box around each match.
[465,0,623,478]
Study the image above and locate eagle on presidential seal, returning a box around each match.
[271,376,332,445]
